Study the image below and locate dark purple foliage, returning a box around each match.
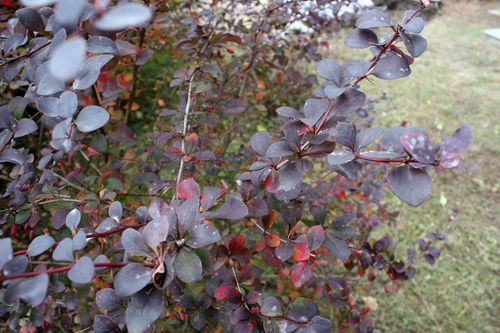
[0,0,471,332]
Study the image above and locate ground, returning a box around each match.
[326,1,499,332]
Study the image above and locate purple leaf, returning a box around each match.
[212,197,248,220]
[275,242,294,261]
[311,316,332,333]
[260,296,283,317]
[177,197,200,235]
[0,149,25,165]
[54,0,86,28]
[300,98,329,127]
[327,151,355,165]
[68,256,94,284]
[201,186,223,211]
[125,288,163,333]
[382,126,425,154]
[356,9,391,29]
[142,216,170,252]
[372,52,411,80]
[94,3,152,31]
[400,131,436,164]
[36,73,65,96]
[96,288,122,311]
[52,237,74,261]
[13,118,37,138]
[73,55,114,90]
[21,0,57,6]
[403,10,425,34]
[0,238,13,271]
[401,32,427,58]
[345,28,378,49]
[265,141,294,158]
[441,125,474,159]
[325,234,350,261]
[278,162,303,191]
[93,315,121,333]
[121,228,150,257]
[186,223,220,248]
[173,248,202,283]
[72,230,87,250]
[3,255,28,276]
[276,106,301,119]
[333,89,366,117]
[388,165,432,207]
[307,225,325,251]
[288,298,318,322]
[65,208,81,232]
[317,59,340,81]
[251,132,271,155]
[108,201,123,222]
[75,106,110,132]
[27,235,55,256]
[114,263,153,297]
[15,8,44,31]
[4,273,48,306]
[355,127,384,151]
[49,37,87,81]
[87,36,118,54]
[334,122,357,149]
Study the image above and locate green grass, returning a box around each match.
[325,1,500,332]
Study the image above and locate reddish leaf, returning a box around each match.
[176,177,200,200]
[262,210,278,229]
[255,236,267,252]
[228,235,246,255]
[263,247,282,269]
[292,242,311,262]
[0,0,16,9]
[307,225,325,251]
[214,285,241,303]
[291,261,312,288]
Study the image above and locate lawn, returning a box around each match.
[326,1,500,332]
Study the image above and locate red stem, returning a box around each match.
[0,42,50,69]
[314,101,336,134]
[12,224,143,257]
[86,224,142,238]
[0,262,156,283]
[352,5,424,87]
[260,312,310,325]
[353,152,406,164]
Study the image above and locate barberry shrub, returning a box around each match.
[0,1,472,332]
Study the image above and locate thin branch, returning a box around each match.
[271,6,426,173]
[124,2,150,125]
[173,74,195,199]
[79,150,103,176]
[0,262,155,283]
[13,224,143,256]
[52,172,88,193]
[0,197,83,215]
[221,71,249,154]
[0,42,50,69]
